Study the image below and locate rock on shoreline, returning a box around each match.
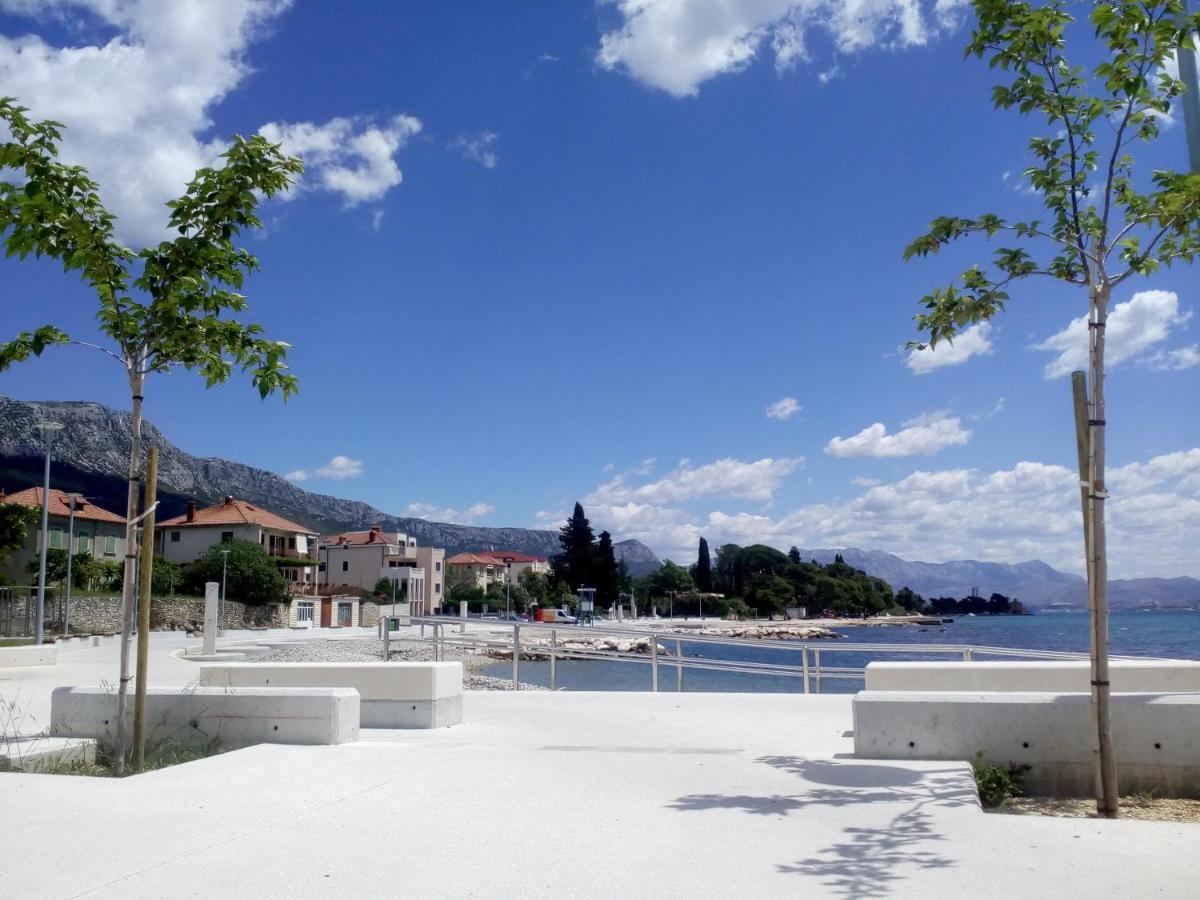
[673,625,843,640]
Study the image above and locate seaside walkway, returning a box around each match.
[1,632,1195,897]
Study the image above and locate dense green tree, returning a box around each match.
[0,504,35,576]
[787,546,802,565]
[150,556,183,596]
[639,560,694,599]
[693,537,713,593]
[903,0,1200,816]
[593,530,620,607]
[26,548,68,586]
[744,573,795,616]
[185,539,287,605]
[895,586,927,613]
[551,502,596,592]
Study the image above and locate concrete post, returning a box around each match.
[512,625,520,690]
[459,600,467,633]
[203,582,219,655]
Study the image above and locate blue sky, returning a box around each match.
[1,1,1197,577]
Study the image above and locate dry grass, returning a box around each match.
[1001,796,1200,822]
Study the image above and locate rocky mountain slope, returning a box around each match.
[0,396,661,563]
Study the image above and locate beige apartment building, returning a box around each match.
[156,497,320,593]
[319,526,444,614]
[0,488,127,584]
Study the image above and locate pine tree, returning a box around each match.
[551,501,596,593]
[788,546,802,565]
[694,537,713,593]
[594,530,620,607]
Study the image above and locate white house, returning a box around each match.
[319,526,444,615]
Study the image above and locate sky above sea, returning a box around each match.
[0,1,1197,578]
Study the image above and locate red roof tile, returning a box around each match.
[322,528,400,547]
[476,550,549,564]
[158,497,315,534]
[446,552,503,566]
[0,488,125,524]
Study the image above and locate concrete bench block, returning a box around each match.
[0,645,57,667]
[1,736,96,773]
[50,685,360,750]
[853,691,1200,798]
[864,660,1200,693]
[197,662,464,729]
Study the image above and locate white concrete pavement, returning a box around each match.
[2,629,1197,898]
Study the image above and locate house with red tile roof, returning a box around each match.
[155,496,319,593]
[0,488,127,583]
[319,525,444,614]
[446,552,516,593]
[474,550,550,584]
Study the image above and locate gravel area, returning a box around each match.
[1000,796,1200,822]
[260,638,546,690]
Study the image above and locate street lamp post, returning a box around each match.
[1178,0,1200,172]
[504,557,514,617]
[33,422,63,645]
[62,493,83,635]
[219,549,230,636]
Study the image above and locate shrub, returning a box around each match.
[184,539,288,605]
[971,751,1031,808]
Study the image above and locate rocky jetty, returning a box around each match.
[487,635,673,660]
[676,624,843,640]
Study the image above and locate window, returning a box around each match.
[318,562,326,572]
[288,536,296,550]
[170,531,181,543]
[435,561,442,572]
[342,560,349,572]
[297,601,314,622]
[337,602,353,626]
[104,535,117,556]
[435,583,441,594]
[221,531,233,543]
[76,531,91,554]
[47,528,64,549]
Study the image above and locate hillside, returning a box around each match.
[0,396,661,564]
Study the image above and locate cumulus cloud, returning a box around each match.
[587,456,804,505]
[1033,290,1191,378]
[284,455,364,482]
[825,412,970,458]
[596,0,943,97]
[259,115,422,206]
[905,322,993,374]
[765,397,802,420]
[448,130,499,169]
[404,502,495,524]
[0,0,292,246]
[578,448,1200,577]
[1144,344,1200,371]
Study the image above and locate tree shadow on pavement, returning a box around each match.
[667,757,974,896]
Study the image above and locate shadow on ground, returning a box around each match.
[668,757,975,896]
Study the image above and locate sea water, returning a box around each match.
[478,611,1200,694]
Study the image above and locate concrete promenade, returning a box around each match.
[1,631,1196,897]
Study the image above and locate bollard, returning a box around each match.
[512,624,521,689]
[550,629,557,691]
[651,636,659,692]
[459,600,468,634]
[963,648,973,662]
[802,646,810,694]
[676,639,683,692]
[814,648,822,694]
[203,582,219,655]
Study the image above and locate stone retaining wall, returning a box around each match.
[2,595,287,635]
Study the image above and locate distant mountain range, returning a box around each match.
[792,547,1200,611]
[0,396,661,571]
[1,397,1194,606]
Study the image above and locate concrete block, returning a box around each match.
[853,691,1200,798]
[0,645,57,667]
[0,736,96,773]
[197,662,464,728]
[864,660,1200,693]
[50,685,360,750]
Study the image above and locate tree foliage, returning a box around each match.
[184,539,288,605]
[693,537,713,593]
[0,503,35,573]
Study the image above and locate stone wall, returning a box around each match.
[360,600,381,628]
[1,594,286,635]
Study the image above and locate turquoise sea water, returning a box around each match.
[479,611,1200,694]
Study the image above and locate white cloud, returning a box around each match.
[1145,344,1200,371]
[404,502,495,524]
[0,0,291,246]
[284,455,363,482]
[580,447,1200,578]
[825,412,970,458]
[448,131,499,169]
[906,321,993,374]
[765,396,802,420]
[596,0,942,98]
[1033,290,1191,378]
[259,114,422,206]
[588,456,803,506]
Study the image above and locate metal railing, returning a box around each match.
[410,615,1113,693]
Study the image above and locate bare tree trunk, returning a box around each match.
[132,445,158,771]
[113,369,145,776]
[1088,283,1119,818]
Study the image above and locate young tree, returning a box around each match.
[551,502,596,592]
[903,1,1200,817]
[186,539,289,606]
[694,537,714,593]
[0,99,302,771]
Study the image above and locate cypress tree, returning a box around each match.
[594,530,620,607]
[551,501,596,592]
[695,537,713,593]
